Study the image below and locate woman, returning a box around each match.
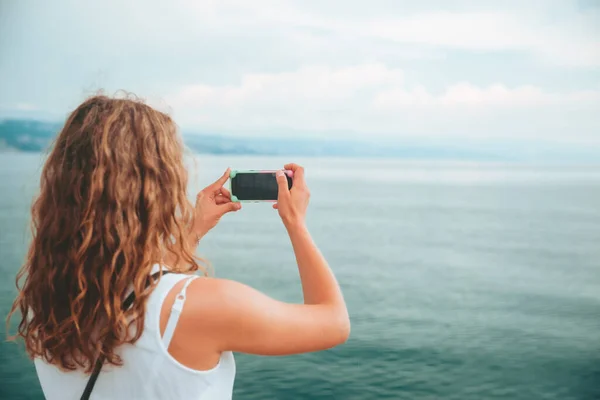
[7,95,350,399]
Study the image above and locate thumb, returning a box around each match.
[276,170,290,198]
[219,202,241,216]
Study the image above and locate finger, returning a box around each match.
[219,186,231,199]
[272,203,278,210]
[276,170,291,199]
[283,163,304,182]
[209,168,231,191]
[215,195,231,205]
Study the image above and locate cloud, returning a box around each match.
[356,11,600,67]
[169,64,404,108]
[167,63,600,140]
[173,1,600,67]
[374,83,600,108]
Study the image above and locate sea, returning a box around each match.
[1,152,599,400]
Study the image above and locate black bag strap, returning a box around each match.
[80,270,172,400]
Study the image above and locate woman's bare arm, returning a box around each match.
[163,164,349,361]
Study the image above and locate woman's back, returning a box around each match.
[34,267,236,400]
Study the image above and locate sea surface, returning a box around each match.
[1,152,599,400]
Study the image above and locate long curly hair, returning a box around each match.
[6,94,203,372]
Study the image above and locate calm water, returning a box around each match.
[1,152,599,400]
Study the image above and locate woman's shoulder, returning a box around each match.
[184,277,250,310]
[164,277,260,335]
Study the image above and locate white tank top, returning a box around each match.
[34,266,236,399]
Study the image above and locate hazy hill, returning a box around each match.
[0,119,61,152]
[4,118,597,163]
[0,119,502,160]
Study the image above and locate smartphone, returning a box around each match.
[230,170,293,202]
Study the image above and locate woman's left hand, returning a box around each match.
[194,168,241,240]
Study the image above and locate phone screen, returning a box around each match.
[231,171,292,201]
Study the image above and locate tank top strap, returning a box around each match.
[144,265,198,343]
[162,275,198,349]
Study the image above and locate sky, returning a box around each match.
[1,0,599,151]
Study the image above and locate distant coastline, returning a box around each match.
[0,118,494,160]
[1,119,599,163]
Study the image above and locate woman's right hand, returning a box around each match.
[273,163,310,227]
